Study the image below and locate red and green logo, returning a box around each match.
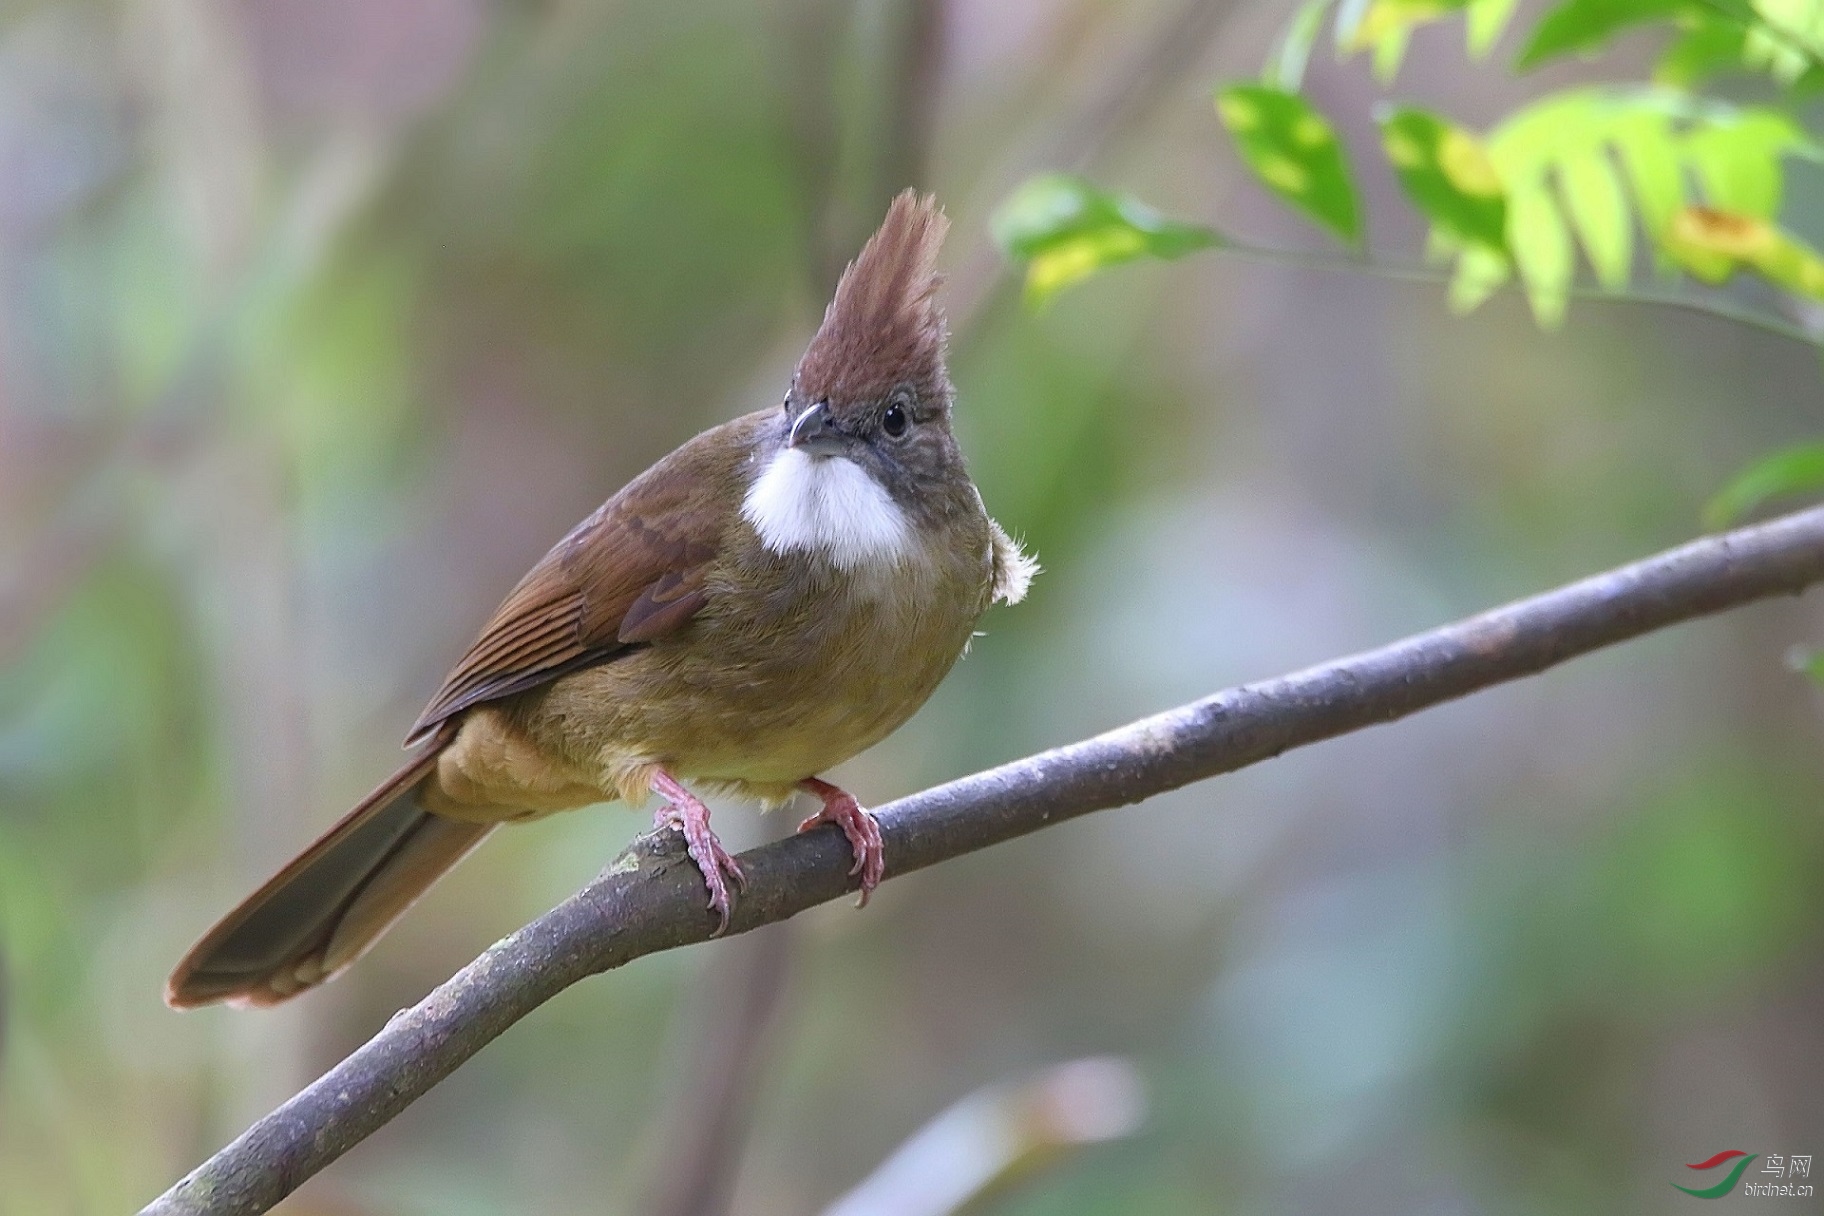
[1675,1150,1759,1198]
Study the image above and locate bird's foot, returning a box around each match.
[651,770,747,935]
[796,777,884,906]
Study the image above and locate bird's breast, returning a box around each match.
[678,522,989,782]
[523,500,993,798]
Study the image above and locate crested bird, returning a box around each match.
[167,191,1036,1008]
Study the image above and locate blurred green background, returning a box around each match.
[2,0,1822,1212]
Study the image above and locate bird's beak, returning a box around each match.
[788,400,847,457]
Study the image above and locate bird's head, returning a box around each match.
[745,193,975,570]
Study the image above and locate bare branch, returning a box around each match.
[139,504,1824,1216]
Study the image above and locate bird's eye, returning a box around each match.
[882,403,909,438]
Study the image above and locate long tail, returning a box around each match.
[166,739,493,1009]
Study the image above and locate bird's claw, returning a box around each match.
[797,778,885,906]
[651,772,745,935]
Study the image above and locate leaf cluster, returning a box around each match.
[992,0,1824,526]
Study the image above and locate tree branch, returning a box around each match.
[140,504,1824,1216]
[1212,237,1824,352]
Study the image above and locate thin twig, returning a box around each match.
[140,503,1824,1216]
[1214,238,1824,350]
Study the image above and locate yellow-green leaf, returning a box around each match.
[1655,7,1824,87]
[1683,109,1810,217]
[1665,205,1824,296]
[1656,17,1754,86]
[1217,85,1362,243]
[1752,0,1824,59]
[1661,205,1759,281]
[1487,88,1607,182]
[1706,441,1824,528]
[1379,107,1508,251]
[1754,227,1824,297]
[1449,244,1514,312]
[1656,203,1824,299]
[1374,24,1414,79]
[1467,0,1523,54]
[991,174,1222,306]
[1507,184,1575,326]
[1557,150,1633,286]
[1608,110,1683,238]
[1345,0,1472,49]
[1518,0,1690,70]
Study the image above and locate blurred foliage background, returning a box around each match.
[2,0,1823,1212]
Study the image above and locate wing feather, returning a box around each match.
[404,417,756,745]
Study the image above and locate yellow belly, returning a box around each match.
[430,538,993,817]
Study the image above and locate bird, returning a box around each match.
[166,191,1037,1009]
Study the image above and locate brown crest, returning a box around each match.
[796,190,950,406]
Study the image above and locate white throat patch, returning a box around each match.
[742,447,913,570]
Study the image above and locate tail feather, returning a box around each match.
[166,739,493,1009]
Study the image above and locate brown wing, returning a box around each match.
[404,441,731,746]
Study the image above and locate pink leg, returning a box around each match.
[796,777,885,906]
[651,770,747,935]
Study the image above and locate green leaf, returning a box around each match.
[1653,4,1824,86]
[1664,205,1824,296]
[1373,24,1413,79]
[1336,0,1495,79]
[1467,0,1524,54]
[1557,150,1633,286]
[1752,0,1824,59]
[1449,244,1514,311]
[991,174,1221,306]
[1753,226,1824,296]
[1683,109,1811,216]
[1662,205,1754,280]
[1486,87,1608,182]
[1268,0,1336,90]
[1657,16,1755,84]
[1705,441,1824,527]
[1216,85,1362,242]
[1519,0,1824,86]
[1507,184,1575,326]
[1484,87,1815,303]
[1608,109,1683,238]
[1346,0,1471,49]
[1518,0,1690,70]
[1378,107,1508,250]
[1744,22,1819,82]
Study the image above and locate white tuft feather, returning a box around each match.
[742,447,913,570]
[988,520,1039,605]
